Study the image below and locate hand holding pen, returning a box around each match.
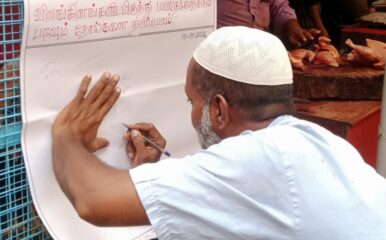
[123,122,170,167]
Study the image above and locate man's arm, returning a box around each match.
[52,72,149,226]
[309,3,329,37]
[270,0,319,48]
[269,0,297,30]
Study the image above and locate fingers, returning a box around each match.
[296,32,307,45]
[124,123,165,167]
[97,86,121,121]
[308,28,321,37]
[83,72,111,106]
[55,71,121,152]
[289,35,302,48]
[289,31,309,48]
[75,75,92,104]
[125,133,136,159]
[303,30,314,42]
[130,130,146,167]
[91,138,110,152]
[90,74,120,118]
[296,29,312,43]
[54,74,92,129]
[128,122,166,148]
[128,122,155,130]
[290,28,324,48]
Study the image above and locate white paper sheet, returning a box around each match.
[21,0,215,239]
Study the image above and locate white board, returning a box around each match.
[21,0,216,239]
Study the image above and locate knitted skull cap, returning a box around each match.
[193,26,293,85]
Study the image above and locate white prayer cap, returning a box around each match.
[193,26,293,85]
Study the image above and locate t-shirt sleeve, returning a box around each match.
[269,0,297,33]
[129,134,298,239]
[129,158,192,239]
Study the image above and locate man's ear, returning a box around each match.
[210,94,230,133]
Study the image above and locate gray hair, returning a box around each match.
[190,60,295,121]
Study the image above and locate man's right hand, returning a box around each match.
[124,123,166,167]
[284,19,321,49]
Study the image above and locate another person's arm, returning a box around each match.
[52,72,150,226]
[309,3,329,37]
[270,0,320,47]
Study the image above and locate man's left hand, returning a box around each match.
[52,72,121,153]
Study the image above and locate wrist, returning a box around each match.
[284,19,301,34]
[52,124,82,147]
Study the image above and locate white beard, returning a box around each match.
[195,104,222,149]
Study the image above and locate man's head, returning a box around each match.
[185,26,294,149]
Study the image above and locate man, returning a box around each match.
[289,0,329,38]
[319,0,375,45]
[217,0,322,48]
[52,26,386,239]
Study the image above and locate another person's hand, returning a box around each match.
[124,123,166,168]
[285,19,321,48]
[319,28,329,39]
[52,72,121,152]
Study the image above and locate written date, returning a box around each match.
[181,31,206,40]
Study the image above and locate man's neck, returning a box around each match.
[223,103,292,137]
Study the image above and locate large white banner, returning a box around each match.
[21,0,215,239]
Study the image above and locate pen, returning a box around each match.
[122,123,171,157]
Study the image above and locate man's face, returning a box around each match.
[185,60,221,149]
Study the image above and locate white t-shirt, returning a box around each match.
[130,115,386,239]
